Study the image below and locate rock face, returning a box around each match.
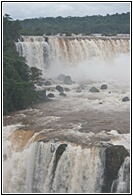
[100,84,108,90]
[102,145,129,193]
[56,85,64,93]
[89,86,100,93]
[122,97,130,102]
[64,76,73,85]
[55,144,67,166]
[52,144,68,177]
[44,81,52,86]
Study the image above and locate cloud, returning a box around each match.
[2,2,130,20]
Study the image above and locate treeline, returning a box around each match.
[20,12,130,36]
[3,14,42,115]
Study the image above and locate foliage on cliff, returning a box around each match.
[19,12,130,36]
[3,14,42,115]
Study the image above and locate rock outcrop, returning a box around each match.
[44,81,52,86]
[59,92,67,96]
[55,144,68,165]
[56,85,64,93]
[102,145,129,193]
[89,86,100,93]
[122,97,130,102]
[100,84,108,90]
[36,90,50,102]
[64,87,70,92]
[64,76,73,85]
[57,74,66,81]
[47,93,55,98]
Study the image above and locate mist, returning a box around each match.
[45,53,130,83]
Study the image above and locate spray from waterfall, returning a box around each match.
[16,36,130,82]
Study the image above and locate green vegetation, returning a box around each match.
[3,14,42,115]
[20,12,130,36]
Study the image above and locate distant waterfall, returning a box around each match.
[16,36,51,71]
[16,36,130,73]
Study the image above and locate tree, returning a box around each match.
[3,14,42,115]
[20,12,130,35]
[29,67,42,84]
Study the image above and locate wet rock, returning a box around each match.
[45,37,48,42]
[76,87,82,93]
[89,86,100,93]
[36,90,50,102]
[44,81,52,86]
[55,144,67,165]
[64,75,73,85]
[100,84,108,90]
[64,87,70,92]
[37,81,43,86]
[111,157,130,193]
[47,93,55,98]
[52,144,68,178]
[56,85,64,93]
[59,92,67,96]
[102,145,129,193]
[57,74,66,81]
[122,97,130,102]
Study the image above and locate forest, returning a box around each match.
[3,14,42,115]
[20,12,130,36]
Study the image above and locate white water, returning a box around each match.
[111,156,130,193]
[3,124,104,193]
[16,36,130,81]
[3,123,130,193]
[3,35,130,194]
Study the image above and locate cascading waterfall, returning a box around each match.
[4,35,130,194]
[16,36,51,71]
[16,36,130,74]
[3,133,130,193]
[3,140,106,193]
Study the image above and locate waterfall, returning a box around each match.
[3,139,130,193]
[3,140,106,193]
[16,36,130,74]
[111,156,130,193]
[16,36,51,71]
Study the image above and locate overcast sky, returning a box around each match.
[3,2,130,20]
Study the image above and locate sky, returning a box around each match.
[2,1,130,20]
